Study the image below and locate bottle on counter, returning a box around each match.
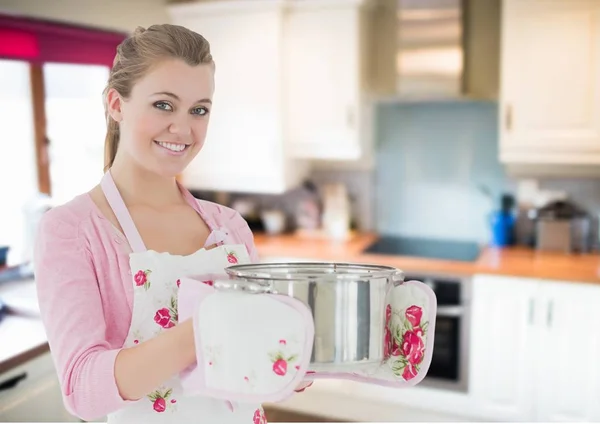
[489,193,516,247]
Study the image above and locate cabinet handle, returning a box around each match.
[505,104,512,131]
[528,298,534,325]
[0,372,27,392]
[547,300,553,327]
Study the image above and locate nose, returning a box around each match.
[169,113,192,136]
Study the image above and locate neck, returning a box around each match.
[109,153,184,208]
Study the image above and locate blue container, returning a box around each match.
[0,246,9,267]
[489,211,515,247]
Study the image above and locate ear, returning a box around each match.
[106,88,124,122]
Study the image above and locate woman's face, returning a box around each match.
[107,58,215,178]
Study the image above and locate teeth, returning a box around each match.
[156,141,186,152]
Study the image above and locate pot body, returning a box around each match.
[221,262,404,371]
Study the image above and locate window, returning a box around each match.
[0,13,126,266]
[0,59,39,265]
[44,63,109,205]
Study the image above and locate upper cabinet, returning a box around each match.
[284,2,363,161]
[168,1,309,194]
[168,0,390,193]
[499,0,600,169]
[283,0,391,165]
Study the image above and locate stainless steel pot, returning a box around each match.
[215,262,404,372]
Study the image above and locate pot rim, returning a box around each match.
[225,261,404,282]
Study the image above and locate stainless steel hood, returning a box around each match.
[392,0,499,101]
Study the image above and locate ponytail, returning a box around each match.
[103,117,119,172]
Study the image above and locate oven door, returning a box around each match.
[421,304,470,392]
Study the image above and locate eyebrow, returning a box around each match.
[152,91,212,104]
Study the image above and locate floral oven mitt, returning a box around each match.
[177,277,316,404]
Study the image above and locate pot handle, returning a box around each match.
[391,269,405,287]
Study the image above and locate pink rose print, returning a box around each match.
[227,251,238,264]
[147,388,174,413]
[154,308,177,329]
[202,280,214,286]
[176,279,180,288]
[134,269,151,290]
[405,305,423,327]
[253,407,267,424]
[386,303,429,381]
[269,347,298,377]
[279,339,286,345]
[273,359,287,376]
[386,304,392,325]
[384,327,392,357]
[153,398,165,413]
[401,330,425,365]
[154,295,179,328]
[391,337,400,356]
[154,308,174,329]
[402,362,418,380]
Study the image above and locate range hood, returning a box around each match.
[392,0,499,101]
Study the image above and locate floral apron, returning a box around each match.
[100,171,266,424]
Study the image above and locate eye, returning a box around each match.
[154,101,173,111]
[191,106,209,116]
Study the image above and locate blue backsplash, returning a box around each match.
[373,100,511,243]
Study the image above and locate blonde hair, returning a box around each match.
[102,24,214,172]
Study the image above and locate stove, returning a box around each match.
[363,235,481,262]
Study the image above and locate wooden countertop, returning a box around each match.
[1,230,599,375]
[253,232,600,284]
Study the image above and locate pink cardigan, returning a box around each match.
[33,192,260,421]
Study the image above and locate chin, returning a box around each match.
[152,166,187,179]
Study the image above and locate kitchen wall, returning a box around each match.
[304,99,600,245]
[363,100,600,244]
[373,99,507,243]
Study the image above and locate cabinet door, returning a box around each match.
[0,352,80,422]
[169,3,302,194]
[468,275,538,421]
[284,1,363,161]
[500,0,600,164]
[534,280,600,422]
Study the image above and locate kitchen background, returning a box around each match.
[2,0,600,423]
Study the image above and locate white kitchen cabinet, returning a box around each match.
[469,274,600,422]
[499,0,600,167]
[469,275,539,421]
[168,1,310,194]
[283,0,377,163]
[0,352,80,422]
[168,0,389,190]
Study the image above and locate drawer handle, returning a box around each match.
[0,372,27,392]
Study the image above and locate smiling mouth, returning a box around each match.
[154,140,190,153]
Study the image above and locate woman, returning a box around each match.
[34,24,307,424]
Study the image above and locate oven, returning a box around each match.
[405,272,471,393]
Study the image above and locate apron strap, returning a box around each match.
[100,171,147,253]
[177,181,216,232]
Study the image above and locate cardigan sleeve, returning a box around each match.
[34,210,132,421]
